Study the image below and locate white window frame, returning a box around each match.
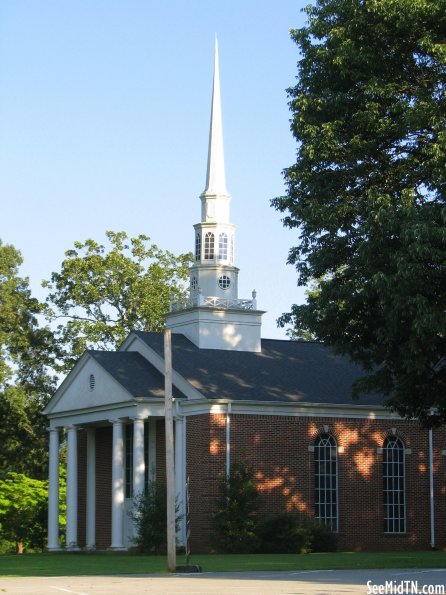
[314,433,339,531]
[383,436,406,533]
[195,233,201,261]
[218,232,228,260]
[204,232,214,260]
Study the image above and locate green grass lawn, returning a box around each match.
[0,550,445,577]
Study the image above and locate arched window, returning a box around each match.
[195,233,201,261]
[218,232,228,260]
[383,436,406,533]
[204,232,214,260]
[314,433,338,531]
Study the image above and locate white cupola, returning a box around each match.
[166,38,264,352]
[192,37,238,305]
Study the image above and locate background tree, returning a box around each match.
[0,240,57,478]
[272,0,446,426]
[44,231,192,369]
[0,471,66,553]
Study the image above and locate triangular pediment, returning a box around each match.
[44,353,137,416]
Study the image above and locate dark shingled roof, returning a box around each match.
[88,350,184,399]
[135,332,385,407]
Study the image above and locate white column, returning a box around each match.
[148,418,157,482]
[66,426,79,549]
[110,419,125,549]
[174,415,186,546]
[133,418,145,497]
[85,428,96,550]
[47,427,60,550]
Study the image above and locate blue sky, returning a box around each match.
[0,1,309,340]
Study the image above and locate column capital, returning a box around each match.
[174,400,184,417]
[130,415,146,422]
[108,418,125,425]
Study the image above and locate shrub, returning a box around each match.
[255,512,338,554]
[308,521,338,552]
[0,539,16,554]
[214,461,260,553]
[256,513,311,554]
[130,481,180,554]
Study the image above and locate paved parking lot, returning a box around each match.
[0,568,445,595]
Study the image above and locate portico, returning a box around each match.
[44,348,186,551]
[46,414,185,550]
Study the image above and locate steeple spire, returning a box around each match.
[203,36,228,196]
[166,36,264,352]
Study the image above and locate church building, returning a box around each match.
[44,41,446,553]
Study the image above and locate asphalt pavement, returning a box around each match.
[0,568,445,595]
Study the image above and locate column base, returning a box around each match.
[46,546,64,553]
[65,545,81,552]
[108,546,128,552]
[84,545,96,552]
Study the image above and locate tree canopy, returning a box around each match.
[0,240,56,478]
[43,231,192,368]
[0,471,66,552]
[272,0,446,426]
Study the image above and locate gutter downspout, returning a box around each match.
[226,402,231,480]
[429,428,435,549]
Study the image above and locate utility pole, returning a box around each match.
[164,329,176,571]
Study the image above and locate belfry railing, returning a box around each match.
[170,291,257,312]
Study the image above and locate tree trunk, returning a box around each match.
[16,542,24,555]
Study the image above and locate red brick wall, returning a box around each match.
[77,427,112,550]
[95,426,112,550]
[186,414,226,551]
[156,420,166,485]
[186,413,446,552]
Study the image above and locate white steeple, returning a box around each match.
[166,38,264,352]
[200,36,231,225]
[203,36,228,198]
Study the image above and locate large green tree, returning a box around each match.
[44,231,192,368]
[0,240,57,478]
[0,471,66,553]
[273,0,446,426]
